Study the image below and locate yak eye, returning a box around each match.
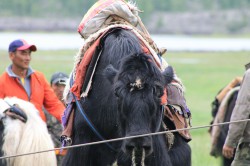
[114,89,119,97]
[115,87,123,98]
[115,90,119,97]
[153,86,163,98]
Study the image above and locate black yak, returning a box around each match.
[63,29,191,166]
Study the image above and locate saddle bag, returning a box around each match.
[78,0,138,39]
[164,84,192,142]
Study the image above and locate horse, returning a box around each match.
[63,28,191,166]
[0,97,57,166]
[209,80,241,166]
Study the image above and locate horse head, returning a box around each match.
[105,53,174,160]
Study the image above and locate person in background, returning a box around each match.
[50,72,69,104]
[45,72,69,165]
[222,63,250,166]
[0,39,65,122]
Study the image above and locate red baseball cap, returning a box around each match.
[8,39,37,52]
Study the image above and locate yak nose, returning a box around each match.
[123,136,153,156]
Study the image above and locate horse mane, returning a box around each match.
[1,97,57,166]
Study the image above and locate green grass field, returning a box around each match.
[1,49,249,166]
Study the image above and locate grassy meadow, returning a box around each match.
[1,49,249,166]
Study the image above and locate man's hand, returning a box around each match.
[222,144,235,159]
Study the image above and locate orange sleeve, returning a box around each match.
[0,84,4,99]
[0,73,6,99]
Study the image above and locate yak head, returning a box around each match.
[0,99,27,123]
[104,53,174,162]
[0,97,56,166]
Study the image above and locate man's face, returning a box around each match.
[51,83,66,101]
[10,49,31,70]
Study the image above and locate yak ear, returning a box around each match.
[103,64,118,84]
[162,66,174,85]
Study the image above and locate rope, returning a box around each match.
[0,118,249,160]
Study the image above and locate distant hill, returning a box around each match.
[1,10,249,35]
[146,10,250,34]
[1,0,250,34]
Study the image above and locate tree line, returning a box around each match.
[0,0,249,19]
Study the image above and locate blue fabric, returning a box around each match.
[8,39,24,52]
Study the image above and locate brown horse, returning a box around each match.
[210,78,242,166]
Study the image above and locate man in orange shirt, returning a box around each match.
[0,39,65,123]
